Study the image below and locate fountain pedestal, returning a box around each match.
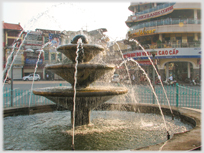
[71,106,90,126]
[33,35,128,126]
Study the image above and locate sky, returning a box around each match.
[2,1,132,41]
[2,0,203,40]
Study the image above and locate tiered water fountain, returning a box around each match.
[4,35,201,151]
[33,35,128,126]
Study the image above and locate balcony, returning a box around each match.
[122,41,201,53]
[129,18,201,31]
[133,41,201,50]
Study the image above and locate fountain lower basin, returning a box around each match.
[3,103,200,151]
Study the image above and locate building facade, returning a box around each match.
[22,30,44,79]
[3,22,25,80]
[123,2,201,83]
[3,23,109,80]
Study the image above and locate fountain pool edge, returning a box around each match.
[3,103,201,151]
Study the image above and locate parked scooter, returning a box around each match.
[163,79,177,86]
[155,79,161,85]
[186,78,199,86]
[190,79,197,86]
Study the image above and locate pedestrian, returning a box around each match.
[46,74,49,80]
[169,75,173,81]
[132,74,135,84]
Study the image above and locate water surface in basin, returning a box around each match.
[4,110,192,150]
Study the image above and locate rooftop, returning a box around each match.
[3,21,23,31]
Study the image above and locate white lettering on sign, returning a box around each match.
[123,48,201,59]
[132,5,174,21]
[123,49,179,58]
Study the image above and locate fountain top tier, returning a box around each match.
[57,35,104,63]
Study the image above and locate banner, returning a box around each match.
[25,58,43,65]
[132,5,174,21]
[49,33,61,48]
[123,48,201,60]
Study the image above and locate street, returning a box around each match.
[3,79,202,90]
[3,80,70,90]
[3,80,70,108]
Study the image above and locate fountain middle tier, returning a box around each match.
[45,63,115,88]
[33,86,128,126]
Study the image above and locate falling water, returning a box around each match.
[129,39,174,118]
[119,58,169,134]
[118,58,170,134]
[96,32,139,106]
[23,3,66,31]
[112,37,172,136]
[115,43,139,105]
[3,31,29,85]
[28,42,52,107]
[72,38,83,150]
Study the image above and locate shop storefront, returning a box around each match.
[123,47,201,81]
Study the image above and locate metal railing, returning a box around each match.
[3,83,201,109]
[136,41,201,50]
[3,87,54,108]
[129,18,201,31]
[134,83,201,109]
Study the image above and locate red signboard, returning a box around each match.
[123,49,179,58]
[132,5,174,21]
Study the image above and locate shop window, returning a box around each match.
[7,31,19,37]
[187,36,194,43]
[51,53,56,61]
[44,37,49,44]
[198,34,201,41]
[66,39,69,44]
[44,52,49,60]
[176,37,182,43]
[7,39,14,46]
[37,35,43,41]
[57,53,62,61]
[165,37,170,42]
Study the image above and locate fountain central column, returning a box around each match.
[71,100,90,126]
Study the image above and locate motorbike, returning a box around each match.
[163,79,177,86]
[155,79,161,85]
[190,79,197,86]
[186,78,199,86]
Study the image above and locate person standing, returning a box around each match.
[46,74,49,80]
[132,74,135,84]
